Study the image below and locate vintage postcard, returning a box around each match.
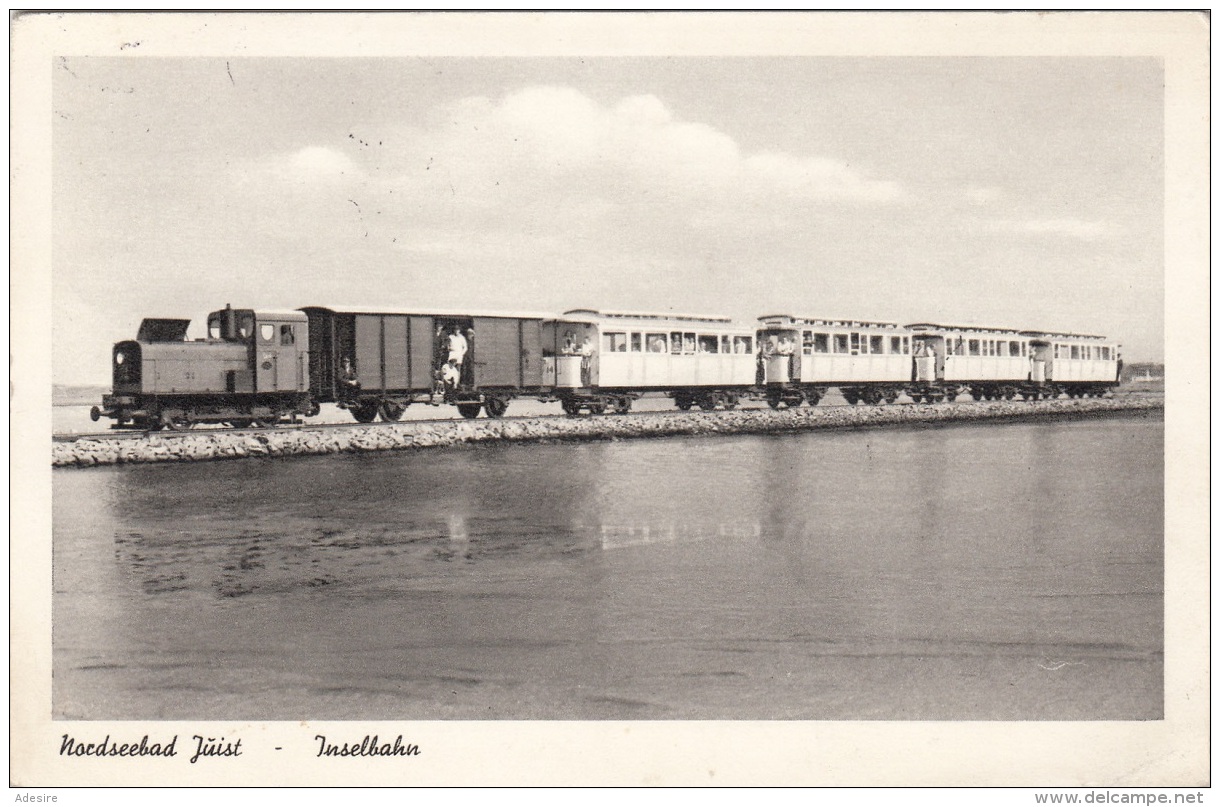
[11,11,1209,790]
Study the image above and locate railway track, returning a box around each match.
[51,391,1157,443]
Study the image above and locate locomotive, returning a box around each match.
[91,302,1122,429]
[91,305,316,430]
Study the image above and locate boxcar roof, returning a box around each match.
[299,305,555,320]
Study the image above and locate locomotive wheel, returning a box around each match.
[352,403,379,423]
[457,403,481,419]
[588,400,607,416]
[614,398,633,415]
[806,392,822,406]
[166,415,193,431]
[698,396,718,411]
[766,393,783,410]
[228,419,255,429]
[305,398,322,418]
[139,417,163,432]
[484,397,509,419]
[379,401,405,422]
[843,392,859,405]
[945,392,957,402]
[675,396,694,411]
[561,399,582,417]
[884,391,898,405]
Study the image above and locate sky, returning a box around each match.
[51,55,1165,384]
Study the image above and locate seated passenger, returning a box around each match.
[340,357,360,391]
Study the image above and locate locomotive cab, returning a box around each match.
[93,305,313,430]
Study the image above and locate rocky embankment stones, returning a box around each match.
[54,396,1163,468]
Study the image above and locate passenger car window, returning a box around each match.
[833,334,848,354]
[870,335,883,354]
[603,332,628,353]
[968,339,980,356]
[733,335,752,354]
[814,333,829,353]
[670,332,683,355]
[647,333,668,353]
[631,333,642,353]
[698,335,718,353]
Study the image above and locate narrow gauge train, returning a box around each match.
[756,317,1122,407]
[91,302,1121,430]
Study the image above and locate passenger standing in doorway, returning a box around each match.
[461,327,475,386]
[447,327,468,389]
[579,334,594,386]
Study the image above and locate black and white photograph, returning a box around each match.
[12,11,1208,790]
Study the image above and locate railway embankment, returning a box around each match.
[53,395,1163,468]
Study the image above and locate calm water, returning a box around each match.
[53,411,1163,720]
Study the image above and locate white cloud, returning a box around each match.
[397,86,902,209]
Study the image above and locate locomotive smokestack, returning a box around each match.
[223,303,237,340]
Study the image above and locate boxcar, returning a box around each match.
[300,305,552,420]
[757,315,913,406]
[544,310,757,414]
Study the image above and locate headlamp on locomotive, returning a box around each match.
[91,305,315,430]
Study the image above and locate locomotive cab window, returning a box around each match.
[238,314,255,340]
[260,324,275,343]
[208,318,221,340]
[280,324,296,346]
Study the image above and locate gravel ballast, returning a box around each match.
[53,396,1163,468]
